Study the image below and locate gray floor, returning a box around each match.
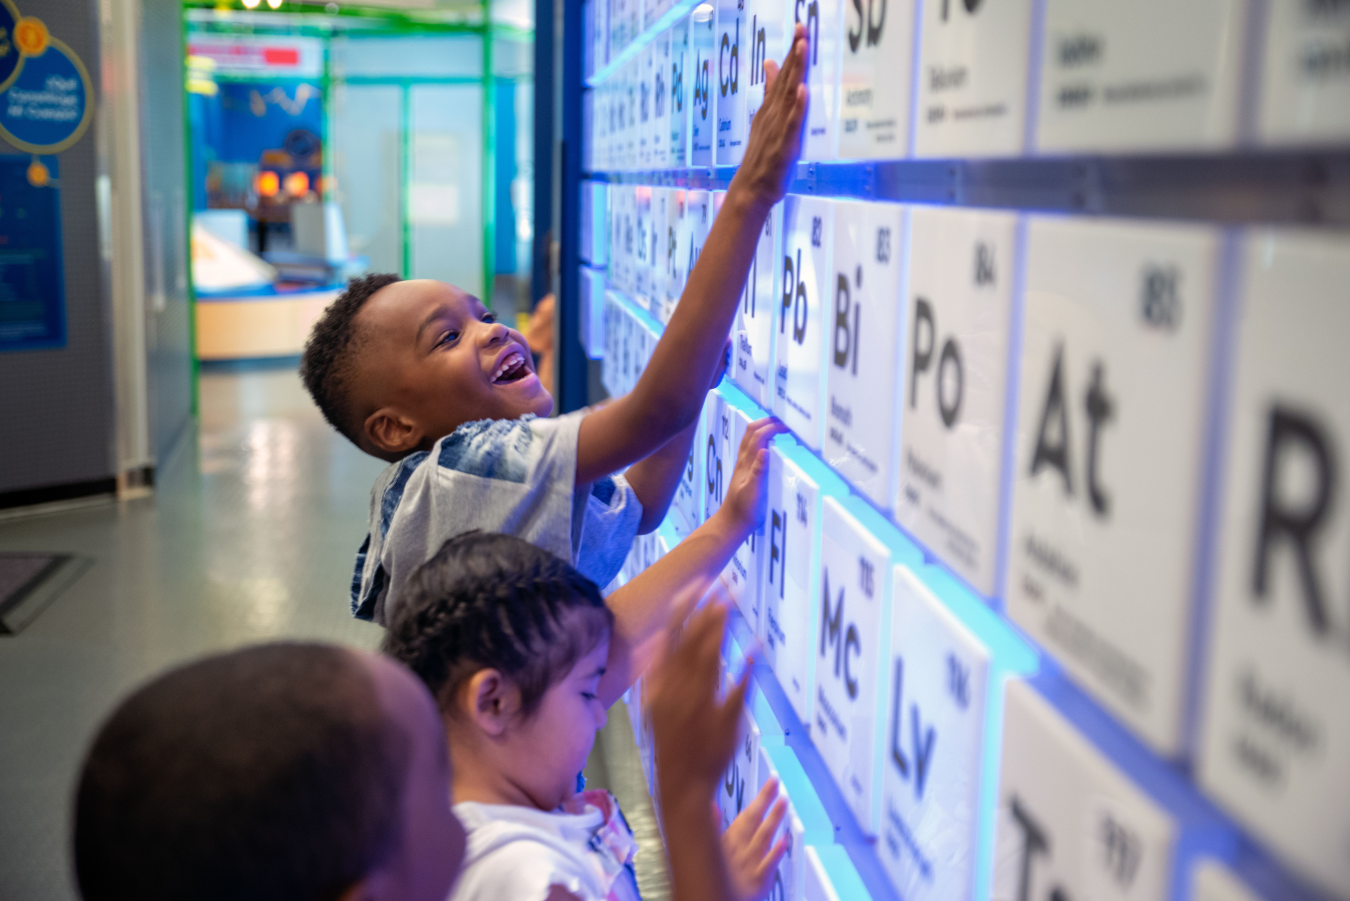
[0,366,387,900]
[0,365,664,901]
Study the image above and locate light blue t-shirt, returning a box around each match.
[352,412,642,624]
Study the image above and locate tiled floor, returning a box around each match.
[0,366,386,900]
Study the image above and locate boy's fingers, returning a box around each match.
[749,796,789,859]
[720,664,751,731]
[743,776,779,822]
[763,58,780,92]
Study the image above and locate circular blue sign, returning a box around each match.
[0,0,21,94]
[0,37,91,153]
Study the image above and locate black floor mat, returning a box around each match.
[0,553,91,635]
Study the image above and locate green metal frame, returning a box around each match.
[183,0,533,377]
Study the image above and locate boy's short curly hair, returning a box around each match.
[382,532,613,720]
[300,273,403,445]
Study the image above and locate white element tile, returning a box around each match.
[671,393,708,541]
[663,187,688,323]
[649,188,669,317]
[634,186,654,308]
[1189,859,1262,901]
[670,17,691,166]
[1258,2,1350,145]
[716,0,750,164]
[787,0,844,160]
[815,497,893,836]
[581,267,606,360]
[590,0,609,75]
[838,0,916,159]
[775,195,833,450]
[625,59,641,168]
[1034,0,1244,153]
[691,3,719,165]
[720,706,763,830]
[1007,216,1219,755]
[703,391,731,521]
[823,199,906,509]
[721,403,766,634]
[639,42,655,167]
[878,565,991,901]
[687,189,713,297]
[651,29,672,169]
[763,445,823,729]
[1197,230,1350,901]
[734,202,782,408]
[912,0,1033,157]
[895,206,1017,597]
[993,680,1177,901]
[744,0,788,145]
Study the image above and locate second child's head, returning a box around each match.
[383,532,613,811]
[301,275,553,462]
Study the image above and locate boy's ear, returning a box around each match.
[464,669,515,737]
[365,408,424,456]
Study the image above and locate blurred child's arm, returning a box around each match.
[623,343,730,533]
[647,603,746,901]
[599,419,786,706]
[574,31,807,487]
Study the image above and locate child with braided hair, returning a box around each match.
[382,419,789,901]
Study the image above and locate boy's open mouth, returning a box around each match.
[492,351,530,384]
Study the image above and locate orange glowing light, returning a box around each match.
[256,170,280,198]
[284,171,309,197]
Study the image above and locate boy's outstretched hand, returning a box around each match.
[721,417,789,535]
[732,23,810,212]
[724,779,790,901]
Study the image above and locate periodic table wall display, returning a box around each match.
[578,0,1350,897]
[1033,0,1245,153]
[894,206,1017,598]
[1257,1,1350,145]
[823,198,907,510]
[775,194,834,451]
[1007,217,1219,756]
[1197,230,1350,900]
[912,0,1034,157]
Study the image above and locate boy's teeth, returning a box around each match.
[494,353,523,381]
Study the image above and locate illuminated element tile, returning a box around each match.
[743,0,787,142]
[716,0,749,164]
[763,443,823,729]
[663,187,688,323]
[580,266,606,360]
[671,391,710,541]
[1034,0,1244,152]
[993,680,1177,901]
[823,198,905,510]
[895,206,1017,597]
[691,2,718,165]
[804,845,871,901]
[670,17,692,166]
[703,390,730,521]
[733,201,781,408]
[775,195,833,451]
[815,497,893,835]
[1257,2,1350,145]
[760,744,835,901]
[788,0,844,160]
[625,58,640,168]
[721,398,766,634]
[1197,230,1350,901]
[879,566,990,901]
[639,42,655,167]
[1007,216,1219,755]
[686,189,713,294]
[912,0,1033,158]
[651,29,672,170]
[633,185,654,310]
[720,706,762,830]
[838,0,916,159]
[649,188,669,319]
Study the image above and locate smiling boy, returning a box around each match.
[302,29,808,624]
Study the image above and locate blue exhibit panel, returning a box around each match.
[805,844,872,901]
[0,156,66,352]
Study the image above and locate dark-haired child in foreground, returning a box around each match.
[300,29,809,625]
[73,643,465,901]
[383,511,789,899]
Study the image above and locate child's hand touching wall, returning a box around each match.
[730,23,809,214]
[719,417,789,537]
[723,779,790,901]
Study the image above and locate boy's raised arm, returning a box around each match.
[575,28,808,487]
